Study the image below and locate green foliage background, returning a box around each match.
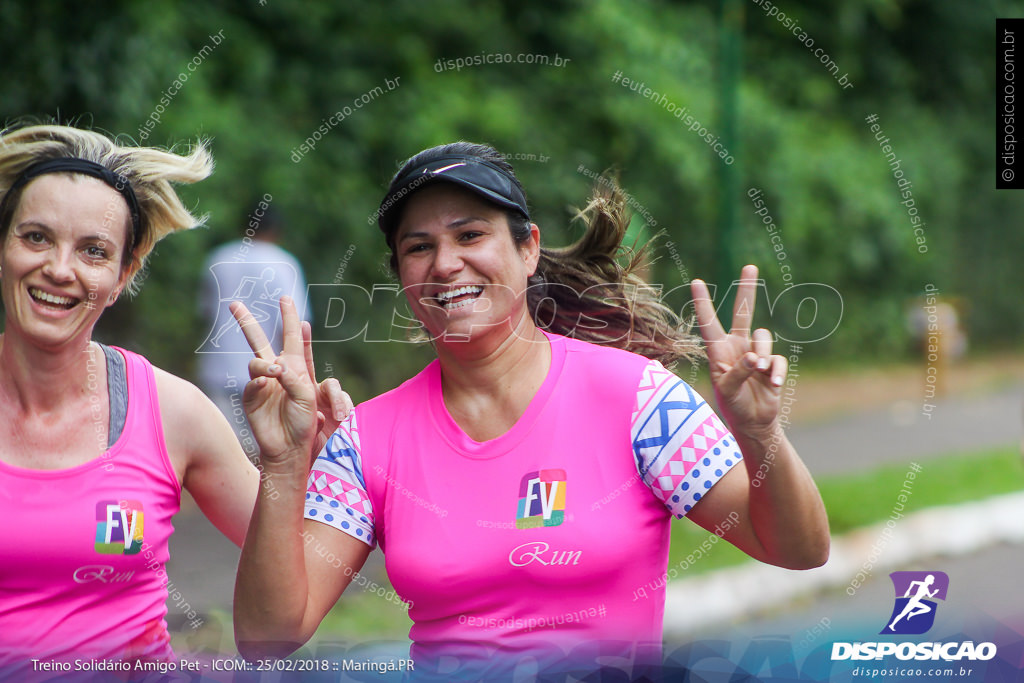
[1,0,1020,399]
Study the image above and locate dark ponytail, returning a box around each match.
[526,182,703,368]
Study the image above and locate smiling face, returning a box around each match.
[0,174,130,351]
[394,184,539,345]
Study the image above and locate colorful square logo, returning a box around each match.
[516,469,566,529]
[95,500,144,555]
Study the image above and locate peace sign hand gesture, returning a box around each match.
[691,265,787,442]
[231,296,352,471]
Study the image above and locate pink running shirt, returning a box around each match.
[0,347,181,676]
[305,332,742,676]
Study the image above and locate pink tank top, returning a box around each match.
[0,347,181,676]
[305,332,742,678]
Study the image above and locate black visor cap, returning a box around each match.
[377,155,530,239]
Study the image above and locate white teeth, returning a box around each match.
[444,298,476,311]
[30,288,76,307]
[436,285,483,303]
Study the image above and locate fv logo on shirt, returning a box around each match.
[95,499,144,555]
[516,469,566,529]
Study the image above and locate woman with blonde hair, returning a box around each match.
[0,124,344,674]
[233,141,829,679]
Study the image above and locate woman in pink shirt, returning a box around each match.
[233,142,830,679]
[0,124,345,676]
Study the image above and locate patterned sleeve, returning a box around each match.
[304,409,376,548]
[631,359,743,519]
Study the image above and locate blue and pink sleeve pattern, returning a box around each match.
[630,360,743,518]
[304,410,377,547]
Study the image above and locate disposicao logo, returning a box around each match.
[831,570,997,663]
[881,570,948,635]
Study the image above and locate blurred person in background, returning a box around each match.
[0,124,343,678]
[232,142,830,680]
[197,202,310,457]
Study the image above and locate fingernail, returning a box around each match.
[268,364,281,374]
[772,375,783,386]
[745,356,757,369]
[756,358,769,371]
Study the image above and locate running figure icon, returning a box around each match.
[888,574,938,631]
[207,266,283,349]
[881,570,949,635]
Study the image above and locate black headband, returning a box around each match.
[0,157,142,252]
[377,155,530,238]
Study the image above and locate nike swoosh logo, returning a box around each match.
[427,162,467,174]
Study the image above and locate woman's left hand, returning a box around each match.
[691,264,787,442]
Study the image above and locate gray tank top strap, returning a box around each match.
[98,343,128,446]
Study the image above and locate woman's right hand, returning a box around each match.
[231,296,318,471]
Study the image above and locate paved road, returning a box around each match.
[686,541,1024,640]
[789,387,1022,477]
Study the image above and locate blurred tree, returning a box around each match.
[1,0,1019,397]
